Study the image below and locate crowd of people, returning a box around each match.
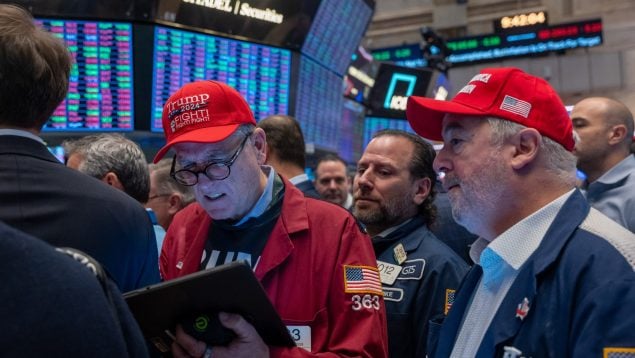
[1,3,634,357]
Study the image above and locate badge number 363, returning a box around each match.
[351,294,381,311]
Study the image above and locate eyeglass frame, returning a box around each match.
[169,133,252,186]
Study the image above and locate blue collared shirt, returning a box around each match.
[584,155,635,232]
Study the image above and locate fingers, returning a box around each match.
[172,324,208,357]
[218,312,258,341]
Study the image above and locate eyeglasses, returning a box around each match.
[170,133,252,186]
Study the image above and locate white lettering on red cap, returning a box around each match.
[458,84,476,95]
[470,73,492,83]
[167,93,211,133]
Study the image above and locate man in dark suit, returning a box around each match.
[0,4,159,292]
[257,114,321,198]
[0,220,148,356]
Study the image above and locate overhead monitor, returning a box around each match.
[366,63,434,119]
[301,0,375,75]
[155,0,321,49]
[9,0,153,21]
[344,46,378,104]
[294,55,343,151]
[446,18,603,66]
[150,25,292,132]
[38,18,134,131]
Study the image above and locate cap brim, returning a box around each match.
[152,123,240,163]
[406,96,489,141]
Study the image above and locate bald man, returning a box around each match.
[571,97,635,232]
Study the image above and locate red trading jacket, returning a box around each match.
[160,179,389,357]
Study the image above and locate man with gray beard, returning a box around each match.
[353,129,469,357]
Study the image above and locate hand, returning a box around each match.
[172,312,269,358]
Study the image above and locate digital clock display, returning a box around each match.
[497,11,548,32]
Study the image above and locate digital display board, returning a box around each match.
[294,56,343,151]
[447,18,603,65]
[151,25,292,132]
[9,0,153,21]
[157,0,321,49]
[363,117,416,149]
[367,63,433,119]
[344,46,378,103]
[371,43,427,68]
[38,19,134,131]
[339,100,366,163]
[302,0,374,75]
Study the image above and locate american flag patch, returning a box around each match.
[444,289,456,315]
[344,265,382,295]
[604,347,635,358]
[500,95,532,118]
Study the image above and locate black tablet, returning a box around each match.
[123,261,295,353]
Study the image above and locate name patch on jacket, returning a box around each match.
[398,259,425,280]
[343,265,382,295]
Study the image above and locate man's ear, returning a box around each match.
[102,172,124,191]
[510,128,541,170]
[167,193,183,214]
[608,124,628,146]
[412,177,432,206]
[252,128,267,165]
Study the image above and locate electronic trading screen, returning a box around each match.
[301,0,374,75]
[363,117,416,148]
[339,100,366,163]
[151,26,291,132]
[294,56,343,151]
[38,19,134,131]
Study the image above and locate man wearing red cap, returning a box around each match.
[154,80,388,358]
[406,67,635,357]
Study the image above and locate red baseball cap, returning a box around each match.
[406,67,575,151]
[153,80,256,163]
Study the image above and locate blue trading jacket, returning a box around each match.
[373,216,469,357]
[431,189,635,358]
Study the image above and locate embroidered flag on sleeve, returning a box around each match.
[344,265,382,295]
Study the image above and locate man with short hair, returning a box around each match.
[314,154,353,209]
[570,96,635,231]
[0,4,159,293]
[353,129,468,357]
[155,80,388,357]
[257,114,319,198]
[406,67,635,357]
[147,158,195,231]
[64,133,165,254]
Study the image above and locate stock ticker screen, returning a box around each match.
[363,117,416,148]
[301,0,374,76]
[294,56,343,151]
[38,19,134,131]
[151,25,292,132]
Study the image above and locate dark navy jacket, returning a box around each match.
[373,216,469,357]
[431,190,635,357]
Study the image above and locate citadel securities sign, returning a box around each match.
[182,0,284,24]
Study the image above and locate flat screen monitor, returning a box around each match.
[9,0,153,21]
[363,117,416,149]
[339,100,366,163]
[294,56,343,151]
[38,18,134,131]
[366,63,433,119]
[150,25,292,132]
[155,0,321,49]
[301,0,374,75]
[344,46,378,104]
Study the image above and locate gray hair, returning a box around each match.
[148,158,195,206]
[487,117,578,185]
[63,134,150,203]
